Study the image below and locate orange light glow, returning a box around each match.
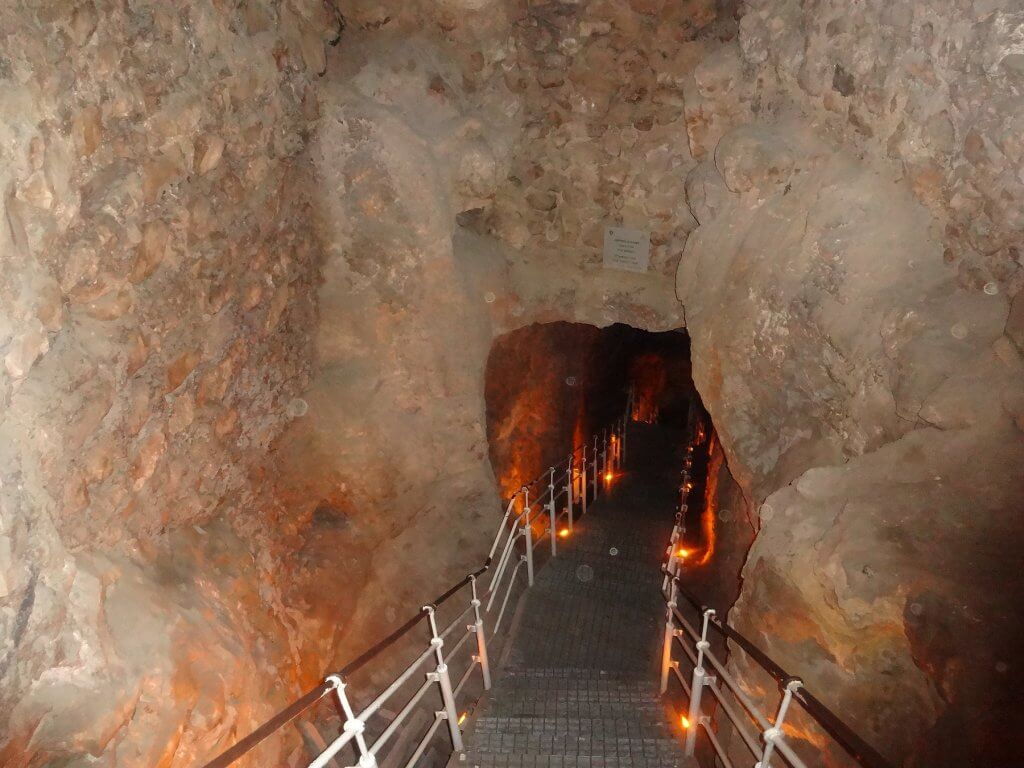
[695,431,720,567]
[458,712,468,725]
[604,472,613,482]
[629,353,667,423]
[676,548,690,559]
[680,714,691,729]
[559,528,570,538]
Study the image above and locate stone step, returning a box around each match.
[483,703,667,719]
[474,717,674,737]
[494,668,660,684]
[457,752,689,768]
[465,735,684,757]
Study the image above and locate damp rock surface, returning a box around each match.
[0,1,331,764]
[675,6,1024,761]
[1,1,1022,766]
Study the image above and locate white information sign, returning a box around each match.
[602,226,650,273]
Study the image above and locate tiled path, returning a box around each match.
[458,424,694,768]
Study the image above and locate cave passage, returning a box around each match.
[471,321,780,767]
[483,322,696,498]
[7,2,1023,766]
[482,322,748,619]
[465,421,692,764]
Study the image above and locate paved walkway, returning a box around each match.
[459,424,693,768]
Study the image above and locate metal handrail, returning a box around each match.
[659,461,894,768]
[200,404,632,768]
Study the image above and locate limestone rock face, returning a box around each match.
[0,2,331,764]
[719,0,1024,298]
[679,118,1024,767]
[481,0,732,332]
[270,29,524,685]
[2,0,1021,765]
[671,10,1024,764]
[734,425,1023,765]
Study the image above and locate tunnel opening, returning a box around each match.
[483,322,692,499]
[482,322,753,621]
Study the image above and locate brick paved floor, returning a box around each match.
[456,424,694,768]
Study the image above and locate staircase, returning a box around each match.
[455,425,692,768]
[206,417,889,768]
[461,670,685,767]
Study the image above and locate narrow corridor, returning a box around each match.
[458,423,693,768]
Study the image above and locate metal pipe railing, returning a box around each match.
[659,429,894,768]
[369,677,433,755]
[201,406,630,768]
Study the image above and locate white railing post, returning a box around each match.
[684,608,715,756]
[591,435,599,498]
[566,455,574,532]
[523,488,534,586]
[424,606,464,753]
[659,579,677,694]
[662,512,683,593]
[547,467,557,556]
[470,576,491,690]
[581,445,588,517]
[328,675,377,768]
[756,679,802,768]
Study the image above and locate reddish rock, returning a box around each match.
[166,350,199,393]
[130,220,170,284]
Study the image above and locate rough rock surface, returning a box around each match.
[480,0,732,332]
[737,0,1024,298]
[267,2,695,701]
[677,10,1024,760]
[680,422,756,623]
[3,0,1022,766]
[0,2,336,765]
[268,21,523,689]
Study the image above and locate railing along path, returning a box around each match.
[204,386,893,768]
[659,444,895,768]
[202,391,636,768]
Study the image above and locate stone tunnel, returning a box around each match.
[1,1,1022,767]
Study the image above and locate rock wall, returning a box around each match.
[736,0,1024,296]
[3,0,1021,765]
[267,0,697,697]
[267,8,526,692]
[0,2,338,765]
[478,0,736,331]
[676,4,1024,764]
[486,323,610,500]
